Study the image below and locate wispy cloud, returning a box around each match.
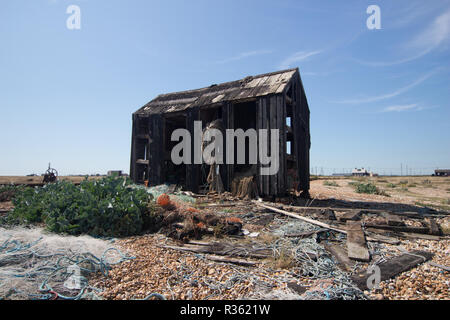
[279,50,322,69]
[381,104,420,112]
[333,71,434,104]
[358,9,450,66]
[215,50,272,64]
[380,103,437,113]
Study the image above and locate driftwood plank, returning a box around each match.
[352,250,434,290]
[324,244,355,271]
[346,221,370,262]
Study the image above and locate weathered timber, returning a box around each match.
[364,224,430,234]
[338,210,362,222]
[346,221,370,262]
[254,201,347,234]
[384,214,405,226]
[285,228,328,238]
[393,232,443,241]
[429,219,442,236]
[256,202,397,244]
[324,244,356,271]
[351,250,434,290]
[203,254,258,267]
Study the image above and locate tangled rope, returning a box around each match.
[0,234,135,300]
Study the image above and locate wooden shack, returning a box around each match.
[130,68,311,197]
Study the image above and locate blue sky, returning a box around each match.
[0,0,449,176]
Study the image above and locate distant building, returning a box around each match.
[434,169,450,177]
[352,168,370,176]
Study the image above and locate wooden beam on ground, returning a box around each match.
[364,232,401,245]
[385,214,405,226]
[364,224,430,234]
[351,250,434,290]
[429,219,442,236]
[393,232,443,241]
[203,254,259,267]
[346,221,370,262]
[254,201,347,234]
[338,210,362,222]
[254,201,400,244]
[365,228,443,241]
[324,244,355,271]
[285,228,328,238]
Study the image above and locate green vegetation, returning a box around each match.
[0,185,26,202]
[386,183,396,188]
[5,177,160,237]
[352,182,389,196]
[323,181,339,187]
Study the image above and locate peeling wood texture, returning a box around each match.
[346,221,370,262]
[351,250,434,290]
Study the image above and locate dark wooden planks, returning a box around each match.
[186,108,200,193]
[338,210,362,222]
[351,250,434,290]
[324,244,356,271]
[148,114,164,186]
[346,221,370,262]
[269,95,278,196]
[364,224,430,234]
[130,113,137,181]
[221,102,233,191]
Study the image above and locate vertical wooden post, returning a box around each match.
[130,113,137,182]
[186,108,200,193]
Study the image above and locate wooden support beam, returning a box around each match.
[351,250,434,290]
[346,221,370,262]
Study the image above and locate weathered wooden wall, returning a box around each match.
[185,107,200,193]
[291,73,310,196]
[131,70,310,197]
[256,95,287,197]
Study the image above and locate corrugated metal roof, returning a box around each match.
[135,68,298,115]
